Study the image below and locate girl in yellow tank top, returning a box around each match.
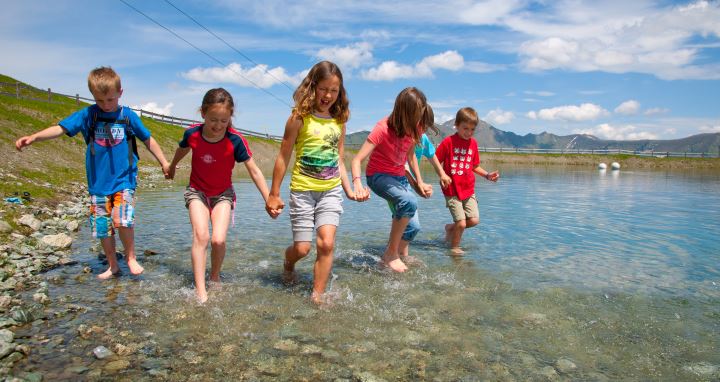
[265,61,369,305]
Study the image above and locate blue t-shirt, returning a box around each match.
[60,105,151,195]
[414,134,436,161]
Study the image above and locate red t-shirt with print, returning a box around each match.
[436,134,480,200]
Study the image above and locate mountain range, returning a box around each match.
[347,119,720,154]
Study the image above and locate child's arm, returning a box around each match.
[429,154,452,189]
[244,158,277,218]
[473,165,500,182]
[407,145,431,198]
[266,115,302,217]
[350,140,374,201]
[166,146,190,180]
[15,125,68,151]
[142,137,171,177]
[338,125,368,202]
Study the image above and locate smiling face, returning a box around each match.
[313,75,341,116]
[92,89,122,113]
[201,104,232,141]
[456,121,477,140]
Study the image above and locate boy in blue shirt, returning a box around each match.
[15,67,170,279]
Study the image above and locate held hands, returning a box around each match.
[417,181,433,198]
[351,178,370,202]
[485,171,500,182]
[162,163,172,179]
[265,194,284,219]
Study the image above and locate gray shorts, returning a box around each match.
[289,185,343,242]
[184,186,236,210]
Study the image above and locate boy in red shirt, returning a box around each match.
[436,107,500,254]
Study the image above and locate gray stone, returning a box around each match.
[555,358,577,374]
[20,371,42,382]
[353,371,388,382]
[538,366,558,380]
[93,345,113,359]
[0,329,14,343]
[32,293,49,305]
[273,339,298,352]
[40,233,73,249]
[0,318,18,328]
[683,362,719,376]
[0,221,12,233]
[66,220,79,232]
[66,366,89,374]
[0,341,13,359]
[17,215,41,231]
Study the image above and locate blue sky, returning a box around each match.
[1,0,719,140]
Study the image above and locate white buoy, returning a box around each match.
[611,162,621,170]
[598,162,607,170]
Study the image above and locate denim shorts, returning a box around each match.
[367,173,420,241]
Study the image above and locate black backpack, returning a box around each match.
[85,106,139,169]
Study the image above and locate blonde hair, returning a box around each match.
[293,61,349,124]
[388,87,427,143]
[455,107,479,127]
[87,67,121,94]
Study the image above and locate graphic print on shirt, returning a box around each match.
[297,129,340,180]
[201,154,216,164]
[450,147,473,176]
[94,122,126,147]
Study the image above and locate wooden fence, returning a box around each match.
[0,81,283,141]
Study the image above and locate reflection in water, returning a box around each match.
[12,167,720,380]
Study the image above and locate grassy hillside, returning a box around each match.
[0,74,281,204]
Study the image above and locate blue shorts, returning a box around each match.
[367,173,420,242]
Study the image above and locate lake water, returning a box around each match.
[13,166,720,380]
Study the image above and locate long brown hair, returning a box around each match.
[293,61,350,124]
[387,87,427,143]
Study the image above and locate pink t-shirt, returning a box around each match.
[365,117,415,177]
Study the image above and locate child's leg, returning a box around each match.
[312,224,337,303]
[285,190,317,282]
[208,201,232,283]
[90,193,121,279]
[385,217,411,272]
[444,196,468,254]
[117,227,142,275]
[284,242,311,282]
[399,212,422,264]
[449,219,467,253]
[188,200,211,303]
[98,237,120,279]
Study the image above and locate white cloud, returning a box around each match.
[315,42,373,70]
[527,103,609,122]
[699,123,720,133]
[615,100,641,115]
[644,107,670,115]
[484,108,515,125]
[516,1,720,80]
[575,123,658,140]
[361,50,469,81]
[132,102,175,116]
[458,0,524,25]
[524,90,555,97]
[182,63,303,88]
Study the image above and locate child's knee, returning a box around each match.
[454,219,467,229]
[210,236,226,248]
[316,237,335,254]
[293,242,312,257]
[394,194,418,217]
[193,230,210,245]
[466,218,480,228]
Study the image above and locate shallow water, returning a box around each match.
[13,167,720,380]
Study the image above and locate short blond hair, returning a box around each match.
[455,107,479,127]
[88,67,121,94]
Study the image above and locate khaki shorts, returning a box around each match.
[184,186,236,210]
[445,194,479,222]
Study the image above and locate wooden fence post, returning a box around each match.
[48,88,52,102]
[16,82,20,99]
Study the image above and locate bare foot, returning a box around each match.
[282,259,298,285]
[400,255,425,266]
[379,255,408,273]
[449,247,465,256]
[208,280,222,291]
[195,289,208,304]
[127,258,144,275]
[310,291,335,308]
[97,267,121,280]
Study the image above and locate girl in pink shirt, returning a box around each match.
[351,87,431,273]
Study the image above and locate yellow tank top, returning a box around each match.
[290,114,343,191]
